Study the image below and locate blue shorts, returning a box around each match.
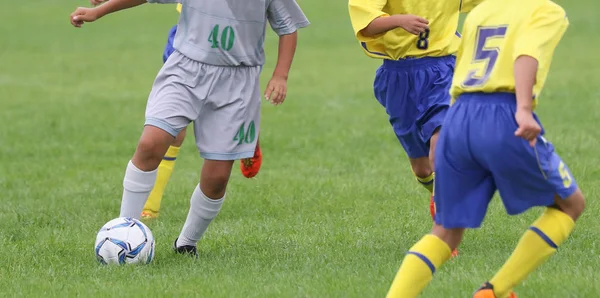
[373,56,454,158]
[162,25,177,63]
[433,93,578,229]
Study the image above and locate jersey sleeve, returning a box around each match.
[348,0,388,42]
[267,0,310,36]
[176,3,182,13]
[513,3,569,62]
[460,0,485,13]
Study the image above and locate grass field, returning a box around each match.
[1,1,599,297]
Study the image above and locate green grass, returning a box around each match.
[1,1,599,297]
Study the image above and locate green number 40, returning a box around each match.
[208,25,235,51]
[233,121,256,145]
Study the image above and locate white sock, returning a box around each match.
[176,184,225,247]
[119,160,157,219]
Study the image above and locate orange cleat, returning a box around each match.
[141,211,158,220]
[240,141,262,178]
[473,282,517,298]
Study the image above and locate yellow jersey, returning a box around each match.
[450,0,568,107]
[176,3,182,13]
[348,0,485,60]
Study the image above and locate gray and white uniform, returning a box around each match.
[145,0,309,160]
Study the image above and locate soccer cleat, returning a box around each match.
[429,195,436,220]
[240,141,262,178]
[473,282,517,298]
[141,211,158,219]
[430,195,459,258]
[173,238,198,258]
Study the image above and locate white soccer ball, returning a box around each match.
[94,217,155,265]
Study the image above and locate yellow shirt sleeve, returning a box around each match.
[348,0,389,42]
[513,4,568,62]
[176,3,182,13]
[460,0,486,13]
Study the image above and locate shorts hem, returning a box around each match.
[200,151,255,161]
[145,118,180,137]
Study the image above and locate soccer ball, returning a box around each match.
[94,217,155,265]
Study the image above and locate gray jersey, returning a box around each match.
[148,0,310,66]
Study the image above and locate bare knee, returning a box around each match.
[431,224,464,251]
[409,157,433,178]
[200,160,235,199]
[554,189,585,221]
[132,126,174,171]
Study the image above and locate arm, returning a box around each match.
[272,32,297,80]
[514,56,538,112]
[361,15,428,37]
[349,0,428,40]
[71,0,146,27]
[94,0,147,18]
[360,15,402,37]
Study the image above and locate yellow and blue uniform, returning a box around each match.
[348,0,483,159]
[434,0,575,229]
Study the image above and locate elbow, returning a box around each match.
[359,26,377,38]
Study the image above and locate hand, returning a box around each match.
[70,7,100,28]
[395,14,429,35]
[264,75,287,105]
[514,109,541,147]
[90,0,107,6]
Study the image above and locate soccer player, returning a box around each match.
[347,0,481,257]
[70,0,309,255]
[88,0,265,220]
[385,0,586,297]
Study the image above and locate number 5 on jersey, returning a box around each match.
[462,26,508,87]
[208,25,235,51]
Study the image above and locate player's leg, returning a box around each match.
[373,61,433,193]
[386,100,494,297]
[240,64,264,179]
[141,24,183,219]
[121,51,198,219]
[417,55,455,218]
[471,102,585,297]
[174,64,261,255]
[142,127,186,218]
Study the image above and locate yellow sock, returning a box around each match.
[416,172,435,193]
[143,146,180,215]
[386,234,452,298]
[490,208,575,297]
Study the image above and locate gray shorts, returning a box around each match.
[145,50,261,160]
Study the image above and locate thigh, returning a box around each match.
[434,105,496,229]
[491,133,579,215]
[374,66,428,158]
[194,65,261,160]
[418,56,454,144]
[145,51,200,137]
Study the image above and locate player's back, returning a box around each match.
[174,0,308,67]
[348,0,465,60]
[450,0,568,104]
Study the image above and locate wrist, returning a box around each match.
[391,14,407,27]
[272,70,288,80]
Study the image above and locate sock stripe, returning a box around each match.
[162,156,176,161]
[406,251,436,274]
[417,179,434,185]
[528,226,558,249]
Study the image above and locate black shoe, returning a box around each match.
[173,238,198,258]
